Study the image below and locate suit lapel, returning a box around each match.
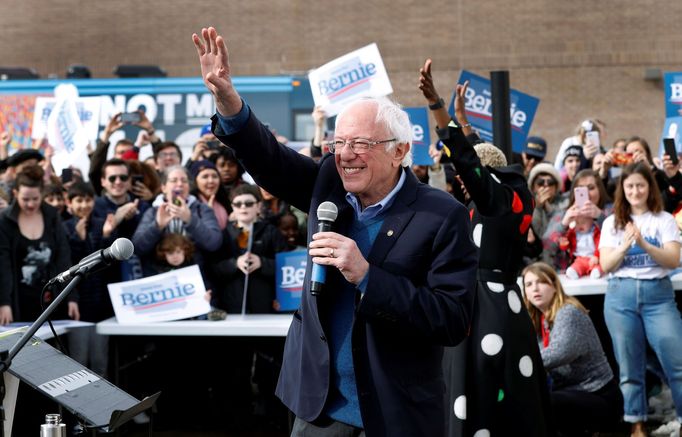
[367,170,418,265]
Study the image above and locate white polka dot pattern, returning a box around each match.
[473,223,482,247]
[473,430,490,437]
[454,395,466,419]
[519,355,533,377]
[487,282,504,293]
[507,291,522,313]
[481,334,503,356]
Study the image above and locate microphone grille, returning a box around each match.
[316,201,338,222]
[111,238,135,260]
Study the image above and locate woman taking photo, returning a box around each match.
[599,162,682,437]
[522,262,622,436]
[542,169,611,271]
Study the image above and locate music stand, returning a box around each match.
[0,327,159,434]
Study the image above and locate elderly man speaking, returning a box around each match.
[193,27,477,437]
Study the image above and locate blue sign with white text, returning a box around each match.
[404,107,433,165]
[447,70,540,153]
[275,249,307,312]
[665,72,682,118]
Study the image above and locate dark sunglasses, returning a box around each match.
[107,174,130,183]
[535,178,557,187]
[232,201,256,208]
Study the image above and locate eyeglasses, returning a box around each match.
[232,201,256,208]
[107,174,130,183]
[534,178,557,187]
[325,138,396,155]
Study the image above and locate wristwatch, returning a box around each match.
[428,98,445,110]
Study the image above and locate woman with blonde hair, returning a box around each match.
[523,262,622,436]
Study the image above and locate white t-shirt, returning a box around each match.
[599,211,681,279]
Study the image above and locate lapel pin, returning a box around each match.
[387,230,394,237]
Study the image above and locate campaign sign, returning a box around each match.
[308,43,393,117]
[275,249,307,312]
[404,107,432,165]
[32,96,102,142]
[659,116,682,158]
[664,72,682,118]
[108,265,210,324]
[447,70,539,153]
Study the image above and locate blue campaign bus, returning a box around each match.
[0,75,316,154]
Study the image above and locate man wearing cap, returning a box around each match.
[528,163,566,241]
[513,136,547,177]
[0,148,45,202]
[561,144,584,192]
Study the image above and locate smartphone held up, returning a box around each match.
[663,138,679,166]
[120,112,141,124]
[574,186,589,208]
[612,152,634,166]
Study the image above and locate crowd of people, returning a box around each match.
[0,28,680,435]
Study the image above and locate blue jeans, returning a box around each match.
[604,277,682,423]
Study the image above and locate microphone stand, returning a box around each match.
[0,269,87,437]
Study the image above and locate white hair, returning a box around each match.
[161,164,189,184]
[335,96,413,167]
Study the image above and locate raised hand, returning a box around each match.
[102,113,123,142]
[454,80,471,127]
[192,27,242,116]
[156,203,173,229]
[167,196,191,224]
[662,154,680,179]
[418,59,440,105]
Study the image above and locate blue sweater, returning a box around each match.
[324,216,384,427]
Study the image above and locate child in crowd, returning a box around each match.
[154,233,195,273]
[62,181,118,377]
[561,187,603,279]
[276,212,304,251]
[210,184,288,314]
[43,182,70,220]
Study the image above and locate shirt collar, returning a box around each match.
[345,168,406,221]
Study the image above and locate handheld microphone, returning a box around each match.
[310,201,338,296]
[55,238,135,283]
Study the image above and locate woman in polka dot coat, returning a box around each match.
[420,59,554,437]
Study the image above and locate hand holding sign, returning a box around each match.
[192,27,242,117]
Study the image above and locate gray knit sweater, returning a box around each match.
[539,303,613,392]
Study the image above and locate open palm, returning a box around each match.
[192,27,239,115]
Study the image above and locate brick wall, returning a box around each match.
[2,0,682,159]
